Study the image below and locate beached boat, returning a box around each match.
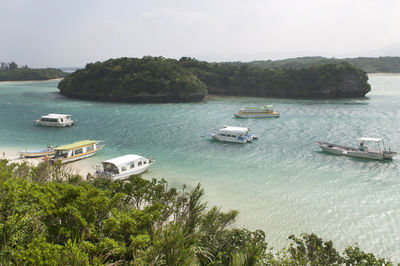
[96,154,155,180]
[316,137,396,160]
[34,114,75,127]
[19,144,55,158]
[211,126,257,143]
[234,105,279,118]
[50,140,104,164]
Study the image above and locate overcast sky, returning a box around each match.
[1,0,400,67]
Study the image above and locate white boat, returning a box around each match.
[50,140,104,164]
[34,114,74,127]
[316,137,396,160]
[234,105,279,118]
[19,144,55,158]
[211,126,257,143]
[96,154,155,180]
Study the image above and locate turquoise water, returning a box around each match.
[1,75,400,259]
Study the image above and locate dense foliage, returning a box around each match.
[179,57,370,98]
[246,56,400,73]
[0,160,393,265]
[58,56,370,102]
[58,57,207,102]
[0,61,67,81]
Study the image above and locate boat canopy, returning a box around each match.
[42,114,71,119]
[55,140,97,151]
[102,154,144,167]
[241,105,272,110]
[220,126,250,134]
[359,137,383,142]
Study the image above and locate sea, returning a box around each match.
[1,74,400,260]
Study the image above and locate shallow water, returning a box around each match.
[1,74,400,259]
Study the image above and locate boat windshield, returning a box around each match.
[55,150,69,158]
[103,163,119,174]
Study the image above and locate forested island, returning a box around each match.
[58,56,371,103]
[246,56,400,73]
[0,160,392,265]
[0,61,68,81]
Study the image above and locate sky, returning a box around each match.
[1,0,400,67]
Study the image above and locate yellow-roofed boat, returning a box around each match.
[50,140,104,164]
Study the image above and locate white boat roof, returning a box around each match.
[219,126,250,133]
[102,154,145,166]
[241,105,272,109]
[43,114,71,118]
[359,137,382,142]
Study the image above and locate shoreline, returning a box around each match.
[0,146,95,177]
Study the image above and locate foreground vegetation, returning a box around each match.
[0,160,393,265]
[58,56,371,102]
[0,61,68,81]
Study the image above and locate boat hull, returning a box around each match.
[234,113,279,118]
[317,141,396,160]
[211,133,250,143]
[35,120,74,127]
[19,150,55,158]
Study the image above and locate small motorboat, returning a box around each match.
[19,144,55,158]
[50,140,104,164]
[316,137,396,160]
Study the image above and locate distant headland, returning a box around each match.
[58,56,373,103]
[0,61,68,81]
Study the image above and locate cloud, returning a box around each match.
[1,0,400,66]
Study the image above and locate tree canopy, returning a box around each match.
[246,56,400,73]
[58,56,371,102]
[58,57,208,102]
[0,159,393,265]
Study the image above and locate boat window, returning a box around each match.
[60,119,64,122]
[226,134,231,137]
[130,163,135,169]
[138,161,143,166]
[143,161,147,164]
[75,148,83,155]
[121,166,127,172]
[221,134,225,136]
[86,145,94,152]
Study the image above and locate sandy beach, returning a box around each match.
[0,146,96,178]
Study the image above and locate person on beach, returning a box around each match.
[359,142,365,151]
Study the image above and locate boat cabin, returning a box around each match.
[240,105,274,113]
[212,126,256,143]
[35,114,74,127]
[99,154,155,180]
[51,140,104,164]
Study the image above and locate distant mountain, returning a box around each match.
[365,43,400,57]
